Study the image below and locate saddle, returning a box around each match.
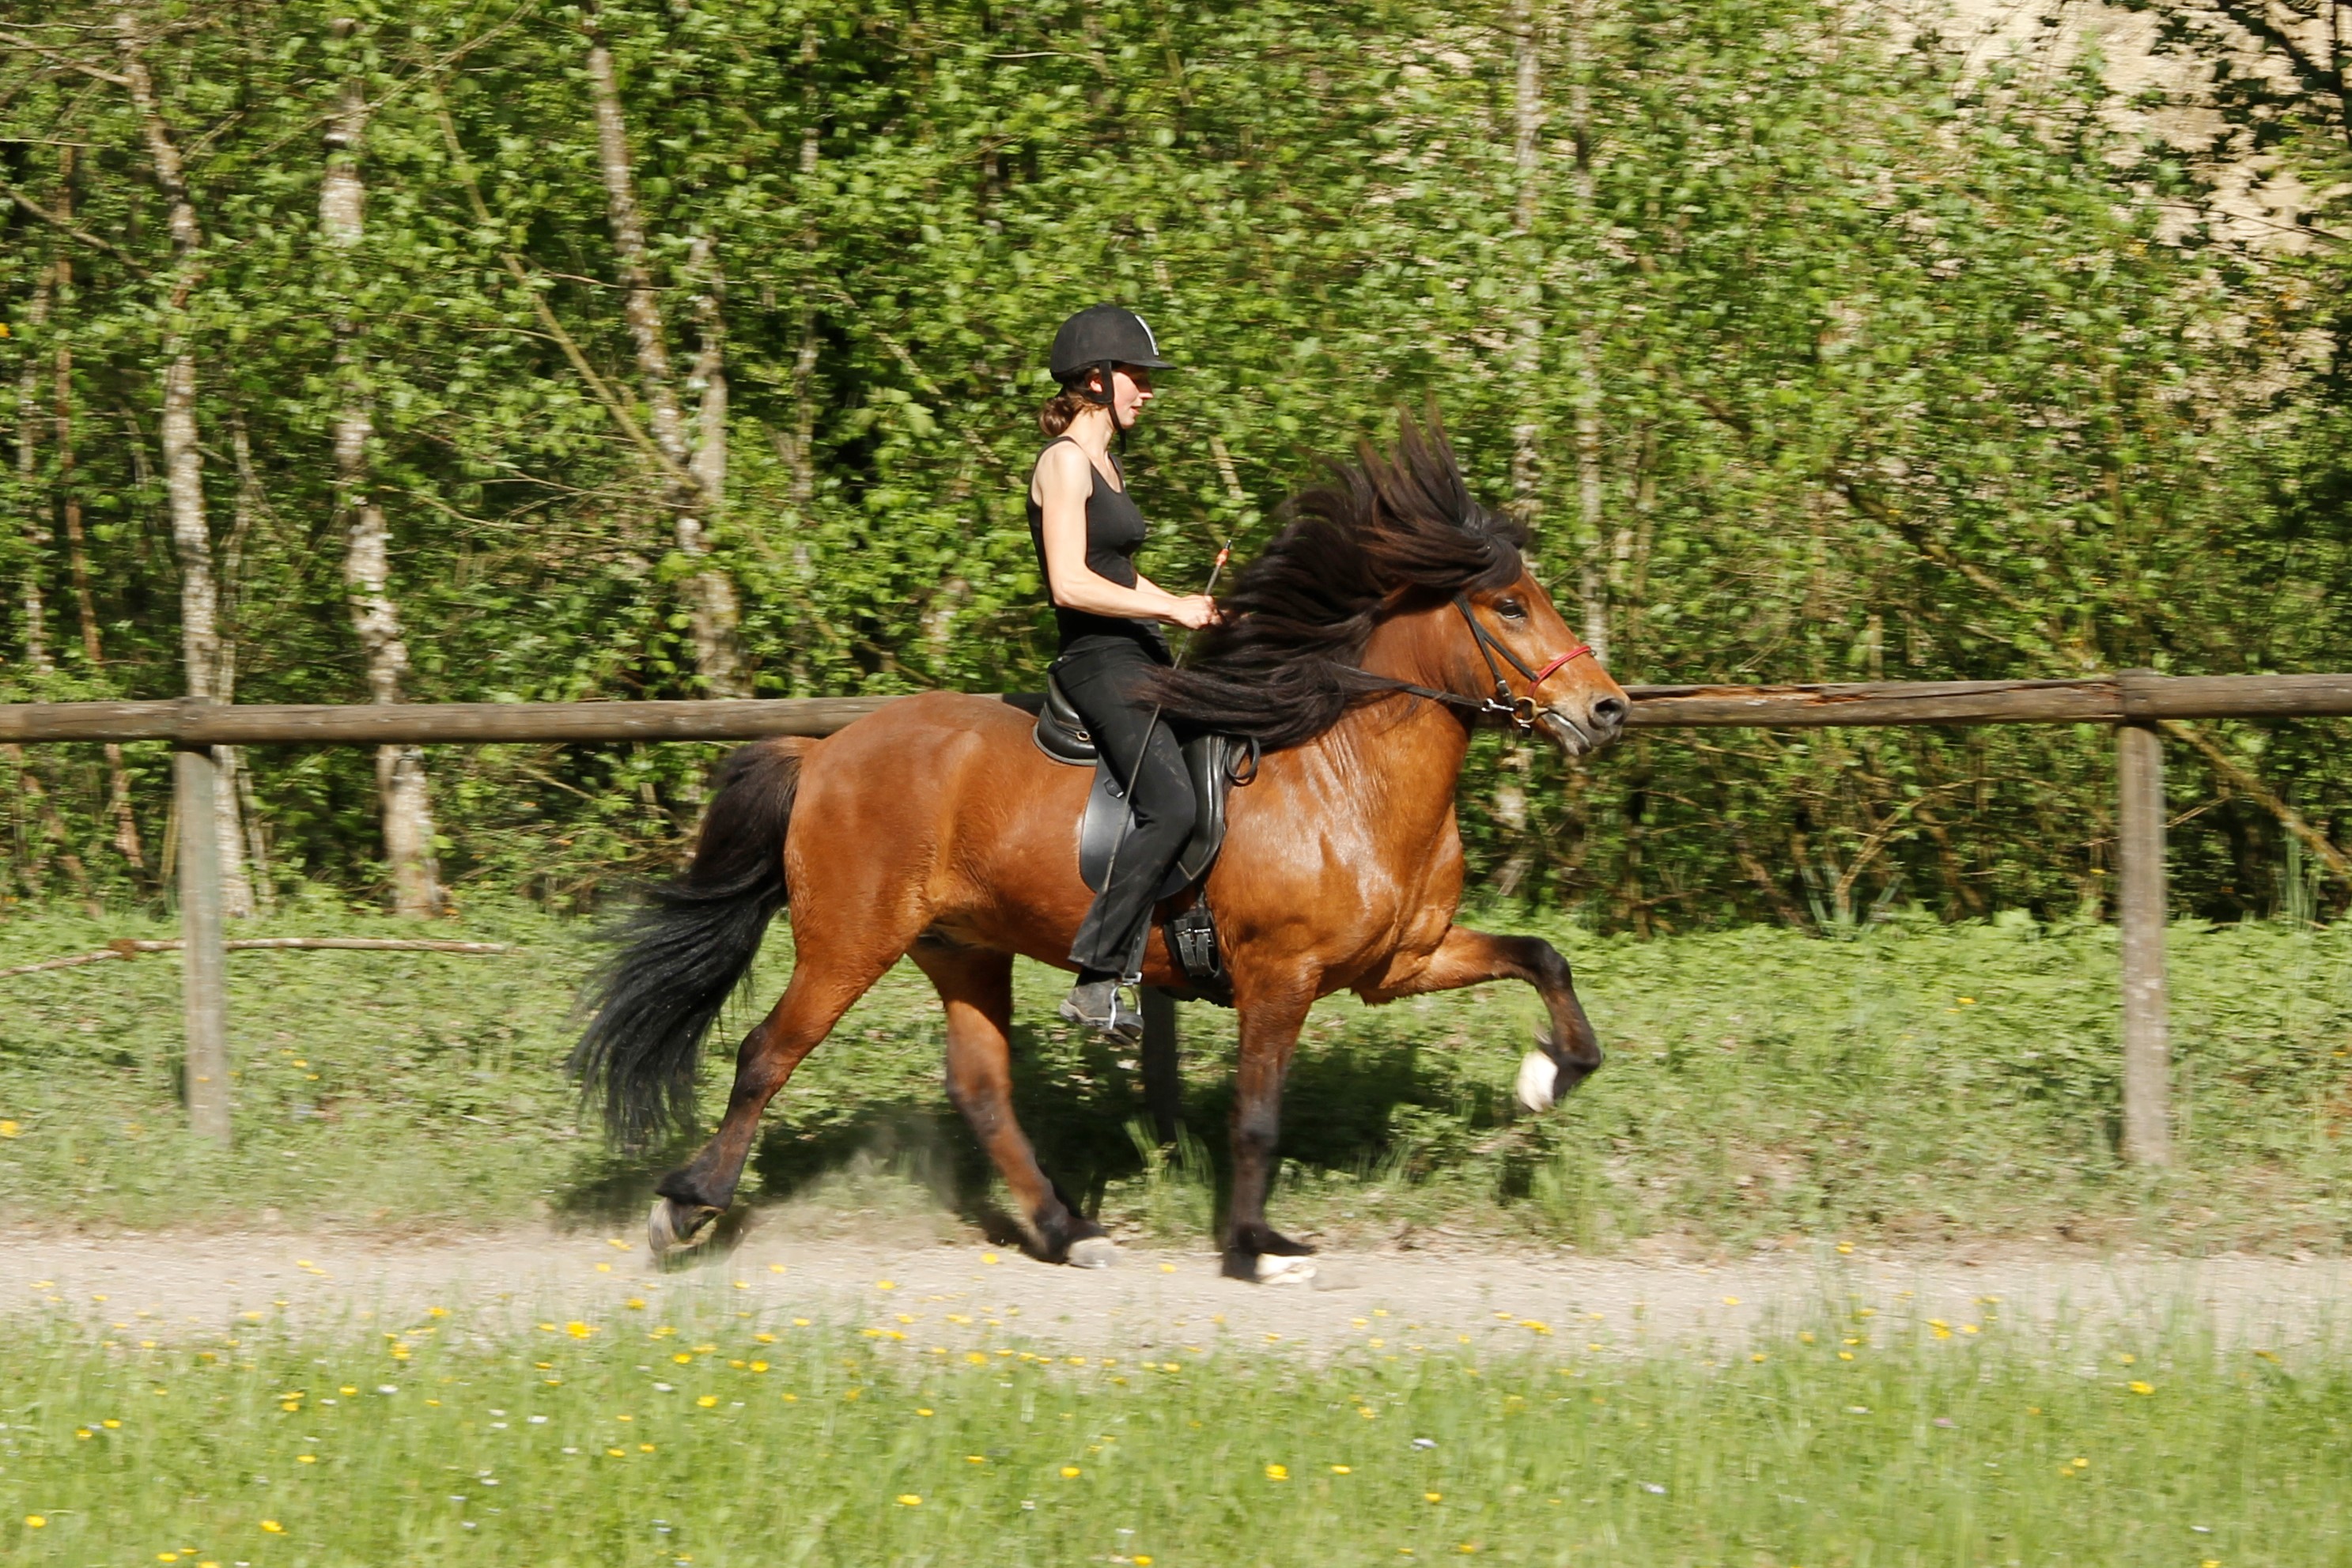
[1023,675,1258,1003]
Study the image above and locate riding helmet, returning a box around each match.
[1050,304,1175,401]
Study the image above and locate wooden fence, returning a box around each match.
[7,669,2352,1159]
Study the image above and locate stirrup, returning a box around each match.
[1060,977,1146,1044]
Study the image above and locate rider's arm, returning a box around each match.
[1036,444,1192,622]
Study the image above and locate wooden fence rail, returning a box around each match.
[9,672,2352,746]
[7,670,2352,1159]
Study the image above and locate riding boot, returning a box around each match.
[1061,975,1145,1044]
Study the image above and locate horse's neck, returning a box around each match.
[1299,614,1473,833]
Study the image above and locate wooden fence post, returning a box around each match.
[175,729,232,1145]
[1140,987,1182,1144]
[2116,678,2170,1166]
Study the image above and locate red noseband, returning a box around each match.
[1527,644,1595,692]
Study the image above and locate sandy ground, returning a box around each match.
[9,1220,2347,1357]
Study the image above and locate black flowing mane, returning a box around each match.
[1144,413,1527,751]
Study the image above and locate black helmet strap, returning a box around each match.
[1074,359,1130,448]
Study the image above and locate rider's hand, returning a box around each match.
[1167,594,1222,631]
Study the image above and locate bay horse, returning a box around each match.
[573,414,1629,1280]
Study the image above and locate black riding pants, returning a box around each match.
[1054,639,1195,978]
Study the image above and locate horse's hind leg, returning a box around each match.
[913,944,1113,1267]
[649,942,894,1253]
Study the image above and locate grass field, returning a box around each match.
[4,1295,2345,1566]
[2,901,2351,1253]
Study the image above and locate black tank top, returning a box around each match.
[1027,436,1168,660]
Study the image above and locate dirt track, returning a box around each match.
[11,1220,2347,1356]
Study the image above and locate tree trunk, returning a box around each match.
[51,149,147,875]
[1565,0,1609,668]
[2,742,95,906]
[682,232,739,690]
[324,27,443,918]
[1507,0,1548,521]
[1497,2,1552,899]
[13,264,52,674]
[581,6,743,696]
[119,12,252,916]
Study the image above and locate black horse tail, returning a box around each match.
[571,739,809,1146]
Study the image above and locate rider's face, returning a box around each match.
[1110,365,1154,424]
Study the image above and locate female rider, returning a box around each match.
[1028,304,1220,1041]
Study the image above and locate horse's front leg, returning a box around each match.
[1356,925,1603,1112]
[1223,982,1319,1282]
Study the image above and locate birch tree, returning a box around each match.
[580,3,743,697]
[323,18,443,917]
[116,11,255,917]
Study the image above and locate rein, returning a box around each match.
[1349,594,1595,732]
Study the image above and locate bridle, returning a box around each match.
[1351,592,1595,732]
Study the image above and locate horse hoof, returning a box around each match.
[1515,1048,1560,1113]
[1067,1236,1119,1270]
[648,1197,722,1259]
[1256,1254,1318,1286]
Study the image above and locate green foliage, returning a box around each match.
[4,905,2350,1252]
[4,1303,2348,1564]
[1,0,2347,923]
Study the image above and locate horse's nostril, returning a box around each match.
[1592,695,1628,728]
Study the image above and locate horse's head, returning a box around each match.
[1435,573,1628,756]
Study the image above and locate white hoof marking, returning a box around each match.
[1515,1050,1560,1113]
[1068,1237,1119,1270]
[647,1199,720,1259]
[1255,1255,1318,1286]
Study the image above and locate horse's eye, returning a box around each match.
[1498,599,1526,620]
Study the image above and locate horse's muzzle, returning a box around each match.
[1536,693,1628,756]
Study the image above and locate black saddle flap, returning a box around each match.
[1037,671,1248,899]
[1075,734,1242,899]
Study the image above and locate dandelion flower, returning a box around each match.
[697,1396,718,1408]
[296,1455,316,1464]
[674,1353,694,1365]
[2129,1381,2154,1395]
[567,1321,593,1339]
[1425,1491,1443,1503]
[1061,1466,1082,1479]
[896,1494,921,1506]
[260,1521,285,1534]
[1331,1465,1352,1475]
[966,1455,985,1464]
[26,1516,47,1528]
[917,1408,934,1417]
[1265,1464,1289,1481]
